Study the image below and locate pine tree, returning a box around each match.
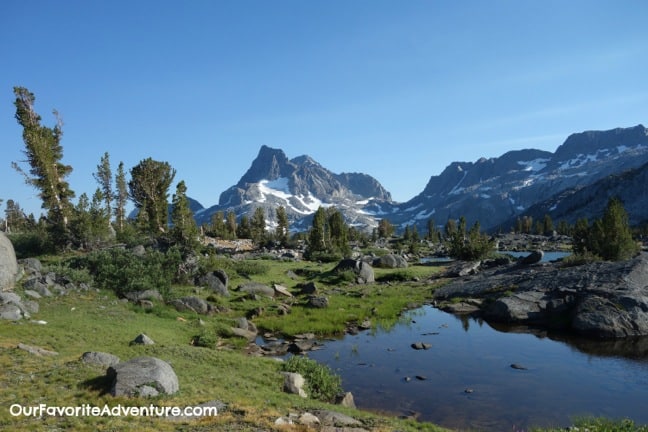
[226,211,237,239]
[308,207,327,253]
[114,161,128,232]
[170,180,199,250]
[250,207,266,245]
[275,206,289,245]
[93,152,113,226]
[128,158,176,233]
[236,215,252,239]
[596,197,639,261]
[12,87,75,237]
[327,208,349,256]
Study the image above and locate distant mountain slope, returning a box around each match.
[505,160,648,228]
[388,124,648,231]
[194,145,392,231]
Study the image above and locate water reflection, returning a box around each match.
[306,306,648,431]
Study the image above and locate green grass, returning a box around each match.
[1,258,450,432]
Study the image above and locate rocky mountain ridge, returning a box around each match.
[194,145,392,231]
[188,124,648,233]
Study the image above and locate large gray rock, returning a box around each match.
[170,296,211,315]
[373,254,408,269]
[334,259,375,284]
[198,270,229,296]
[0,232,18,291]
[437,252,648,338]
[0,291,31,320]
[282,372,307,398]
[237,282,274,298]
[107,356,179,397]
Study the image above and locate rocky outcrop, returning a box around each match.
[107,356,179,397]
[0,232,18,291]
[434,252,648,338]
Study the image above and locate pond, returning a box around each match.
[421,251,571,264]
[502,250,571,262]
[305,306,648,431]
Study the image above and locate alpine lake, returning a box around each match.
[303,252,648,431]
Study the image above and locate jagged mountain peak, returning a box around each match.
[238,145,293,185]
[198,146,392,231]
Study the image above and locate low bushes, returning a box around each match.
[281,355,342,402]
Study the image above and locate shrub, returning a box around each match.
[8,232,54,258]
[281,355,342,402]
[72,247,180,298]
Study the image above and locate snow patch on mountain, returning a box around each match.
[517,158,549,172]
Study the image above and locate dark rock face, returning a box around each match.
[107,356,179,397]
[435,252,648,338]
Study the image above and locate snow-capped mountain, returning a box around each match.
[190,125,648,234]
[194,145,392,231]
[387,124,648,231]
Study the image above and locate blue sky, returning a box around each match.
[2,0,648,217]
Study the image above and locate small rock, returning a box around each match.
[81,351,121,367]
[282,372,307,398]
[130,333,155,345]
[335,392,356,408]
[510,363,528,370]
[17,343,58,356]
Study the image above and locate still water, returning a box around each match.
[306,306,648,431]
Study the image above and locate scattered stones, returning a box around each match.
[130,333,155,345]
[81,351,121,367]
[107,356,179,397]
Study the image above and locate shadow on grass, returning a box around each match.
[78,374,113,396]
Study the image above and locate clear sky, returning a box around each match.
[2,0,648,217]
